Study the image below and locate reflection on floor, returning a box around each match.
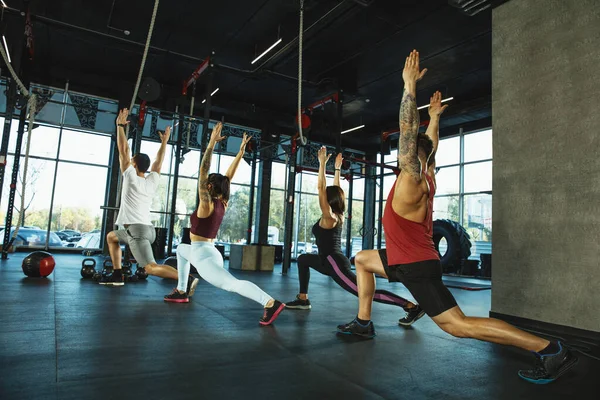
[0,253,597,400]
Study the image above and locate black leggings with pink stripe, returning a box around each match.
[297,253,412,309]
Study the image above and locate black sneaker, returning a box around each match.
[259,300,285,326]
[398,305,425,326]
[518,342,578,384]
[336,319,376,339]
[99,271,124,286]
[286,296,311,310]
[187,275,199,297]
[164,289,189,303]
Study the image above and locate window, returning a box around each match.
[436,136,460,166]
[60,130,111,165]
[464,129,492,162]
[220,154,253,185]
[0,156,57,246]
[268,189,285,244]
[433,196,460,221]
[350,199,364,257]
[464,161,492,193]
[435,166,460,195]
[7,122,60,157]
[463,194,492,259]
[52,163,108,239]
[271,162,287,189]
[218,184,252,244]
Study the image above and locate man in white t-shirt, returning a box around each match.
[101,108,198,296]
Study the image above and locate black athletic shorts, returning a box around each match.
[378,249,457,317]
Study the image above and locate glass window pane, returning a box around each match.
[463,194,492,260]
[350,199,364,257]
[28,126,60,158]
[0,157,57,248]
[175,177,198,216]
[140,141,174,171]
[384,150,397,164]
[433,196,460,222]
[271,162,287,189]
[268,189,285,243]
[7,120,59,158]
[60,130,111,165]
[296,193,320,256]
[52,163,109,248]
[301,172,318,193]
[463,161,492,193]
[149,175,173,227]
[218,184,250,244]
[218,154,253,185]
[352,178,365,200]
[179,150,201,178]
[435,166,460,195]
[464,129,492,162]
[436,136,460,166]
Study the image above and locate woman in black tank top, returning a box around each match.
[286,147,419,317]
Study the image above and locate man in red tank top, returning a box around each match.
[337,50,576,384]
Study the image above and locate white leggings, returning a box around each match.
[176,242,272,307]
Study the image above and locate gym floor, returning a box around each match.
[0,253,597,400]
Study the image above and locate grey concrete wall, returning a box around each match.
[492,0,600,332]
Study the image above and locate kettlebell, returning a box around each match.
[102,259,114,276]
[122,265,133,277]
[81,258,97,279]
[135,265,148,280]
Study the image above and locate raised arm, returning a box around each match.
[198,122,225,211]
[225,133,251,180]
[317,146,335,221]
[425,90,448,160]
[116,109,132,173]
[398,50,427,181]
[150,126,171,174]
[333,153,342,187]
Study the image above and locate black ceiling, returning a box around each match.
[1,0,496,151]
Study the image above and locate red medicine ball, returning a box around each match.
[22,251,56,278]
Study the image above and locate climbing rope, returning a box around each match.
[0,39,37,244]
[127,0,160,135]
[297,0,307,146]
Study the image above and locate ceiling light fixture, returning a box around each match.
[1,1,7,8]
[2,36,11,63]
[417,97,454,110]
[201,88,220,104]
[251,38,283,65]
[341,125,365,134]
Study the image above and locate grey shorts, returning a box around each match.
[113,224,156,267]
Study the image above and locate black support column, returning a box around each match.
[282,146,298,275]
[345,176,353,258]
[255,157,272,244]
[167,111,184,255]
[362,152,377,251]
[246,152,257,244]
[0,79,17,204]
[1,5,32,258]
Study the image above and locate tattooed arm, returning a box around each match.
[197,122,225,215]
[398,50,427,181]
